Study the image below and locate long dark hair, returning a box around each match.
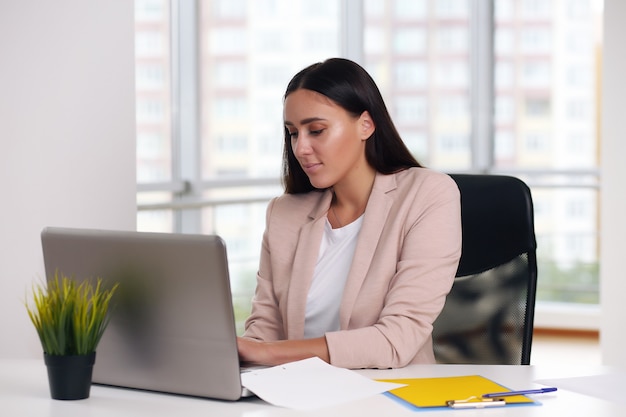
[282,58,421,194]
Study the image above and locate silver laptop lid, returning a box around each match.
[40,227,244,401]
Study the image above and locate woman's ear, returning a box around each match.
[359,111,376,140]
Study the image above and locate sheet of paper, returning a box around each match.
[536,373,626,405]
[240,357,405,411]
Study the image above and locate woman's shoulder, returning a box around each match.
[268,190,329,217]
[393,167,457,190]
[272,189,326,205]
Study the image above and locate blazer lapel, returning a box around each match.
[339,172,397,329]
[285,190,333,339]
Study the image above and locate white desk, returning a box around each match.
[1,359,623,416]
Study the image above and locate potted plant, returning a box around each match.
[25,271,118,400]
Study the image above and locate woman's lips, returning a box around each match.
[302,162,322,174]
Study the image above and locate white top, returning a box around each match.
[304,215,363,338]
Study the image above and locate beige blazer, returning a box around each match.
[243,167,462,368]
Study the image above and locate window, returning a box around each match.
[437,95,469,120]
[212,97,248,120]
[437,26,469,53]
[216,134,248,154]
[495,61,515,88]
[566,99,591,120]
[520,26,552,54]
[438,134,470,154]
[393,29,427,54]
[494,28,514,54]
[402,131,429,161]
[495,95,515,124]
[525,97,551,117]
[135,0,167,20]
[495,0,515,19]
[364,27,386,54]
[135,0,603,331]
[135,31,166,56]
[136,65,166,90]
[212,0,246,19]
[521,0,553,19]
[213,61,247,88]
[436,60,470,88]
[394,96,428,124]
[495,130,515,159]
[521,61,551,87]
[435,0,469,17]
[567,64,593,87]
[394,61,428,88]
[394,0,427,19]
[524,132,550,153]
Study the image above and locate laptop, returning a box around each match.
[40,226,250,400]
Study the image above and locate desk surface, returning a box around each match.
[1,359,623,416]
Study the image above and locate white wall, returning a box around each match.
[0,1,136,358]
[600,0,626,369]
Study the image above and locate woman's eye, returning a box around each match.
[287,131,298,139]
[309,129,324,136]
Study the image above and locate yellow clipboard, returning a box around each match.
[377,375,536,409]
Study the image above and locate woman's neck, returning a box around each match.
[330,167,376,227]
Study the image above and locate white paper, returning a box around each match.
[536,373,626,405]
[240,357,405,410]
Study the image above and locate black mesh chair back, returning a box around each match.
[432,174,538,365]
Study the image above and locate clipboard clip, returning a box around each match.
[446,396,506,409]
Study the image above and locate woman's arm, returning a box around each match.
[237,336,330,366]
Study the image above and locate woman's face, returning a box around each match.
[283,89,374,190]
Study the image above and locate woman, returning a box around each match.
[238,58,462,369]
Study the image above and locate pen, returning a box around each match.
[447,399,506,409]
[482,387,557,398]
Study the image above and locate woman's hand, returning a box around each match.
[237,337,272,366]
[237,336,330,367]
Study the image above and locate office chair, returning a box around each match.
[432,174,538,365]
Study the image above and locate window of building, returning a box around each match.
[394,0,427,19]
[495,61,515,88]
[494,95,516,124]
[520,26,552,54]
[521,61,552,87]
[494,130,515,160]
[394,95,428,124]
[525,97,551,117]
[394,61,428,89]
[393,28,427,54]
[437,26,469,53]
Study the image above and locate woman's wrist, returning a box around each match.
[238,336,330,367]
[267,336,330,365]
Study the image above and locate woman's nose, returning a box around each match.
[293,135,312,157]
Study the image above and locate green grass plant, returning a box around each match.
[26,272,119,356]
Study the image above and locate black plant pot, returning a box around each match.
[44,352,96,400]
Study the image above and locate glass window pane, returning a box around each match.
[136,192,174,233]
[135,0,172,184]
[393,28,427,54]
[532,186,599,303]
[494,1,601,171]
[365,2,471,169]
[494,0,602,304]
[198,2,340,184]
[393,0,427,19]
